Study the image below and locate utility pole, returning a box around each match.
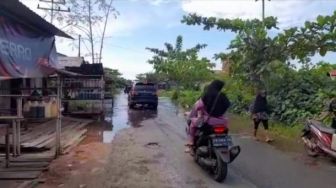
[37,0,70,24]
[88,0,95,64]
[78,35,81,57]
[255,0,270,21]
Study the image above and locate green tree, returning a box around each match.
[182,12,336,124]
[136,72,166,83]
[182,14,287,88]
[146,35,213,89]
[104,68,127,95]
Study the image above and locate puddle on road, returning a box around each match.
[159,97,183,115]
[102,94,158,143]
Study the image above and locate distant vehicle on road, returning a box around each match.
[128,82,158,110]
[124,85,132,94]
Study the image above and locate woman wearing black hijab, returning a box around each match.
[251,90,272,142]
[201,80,231,117]
[186,80,231,152]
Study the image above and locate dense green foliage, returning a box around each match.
[179,12,336,125]
[104,68,129,95]
[146,35,214,89]
[161,90,202,109]
[135,72,166,83]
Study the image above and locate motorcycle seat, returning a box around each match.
[310,120,336,134]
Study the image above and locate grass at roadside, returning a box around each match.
[159,90,174,98]
[161,89,304,153]
[229,114,303,152]
[160,89,202,109]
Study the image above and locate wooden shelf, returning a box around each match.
[62,99,102,101]
[0,95,30,97]
[0,116,24,120]
[62,87,102,89]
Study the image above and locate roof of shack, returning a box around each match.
[0,0,72,39]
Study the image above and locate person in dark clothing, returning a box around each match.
[185,80,231,152]
[201,80,231,117]
[251,90,273,142]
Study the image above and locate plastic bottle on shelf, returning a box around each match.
[44,100,51,118]
[23,100,30,112]
[37,101,45,118]
[51,98,58,118]
[23,100,31,117]
[30,100,38,118]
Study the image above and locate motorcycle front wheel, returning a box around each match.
[212,152,228,182]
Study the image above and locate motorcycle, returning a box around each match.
[124,86,131,94]
[302,119,336,158]
[191,123,241,182]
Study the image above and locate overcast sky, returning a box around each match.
[20,0,336,79]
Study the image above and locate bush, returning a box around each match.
[161,89,201,109]
[172,90,179,100]
[222,62,336,125]
[177,90,202,108]
[223,77,254,114]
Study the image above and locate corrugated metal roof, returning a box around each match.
[0,0,73,39]
[65,63,104,75]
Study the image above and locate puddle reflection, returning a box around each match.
[127,109,158,128]
[103,94,158,143]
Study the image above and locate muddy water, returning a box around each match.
[103,93,158,143]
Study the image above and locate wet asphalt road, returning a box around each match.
[109,94,336,188]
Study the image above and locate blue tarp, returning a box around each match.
[0,0,71,79]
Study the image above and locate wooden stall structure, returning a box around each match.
[0,0,73,171]
[62,63,105,119]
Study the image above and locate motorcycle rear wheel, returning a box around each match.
[212,153,228,182]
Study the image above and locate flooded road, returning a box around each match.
[103,93,158,143]
[97,93,336,188]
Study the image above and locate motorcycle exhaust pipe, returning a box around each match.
[196,146,209,157]
[198,157,216,168]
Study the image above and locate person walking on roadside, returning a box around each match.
[251,90,273,142]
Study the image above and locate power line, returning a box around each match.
[81,40,92,57]
[37,0,70,23]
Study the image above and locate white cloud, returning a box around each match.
[103,50,153,79]
[102,12,150,37]
[148,0,169,6]
[181,0,336,28]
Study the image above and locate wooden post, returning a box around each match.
[5,125,10,168]
[16,97,22,155]
[100,76,104,121]
[12,120,17,157]
[17,120,21,155]
[55,76,62,157]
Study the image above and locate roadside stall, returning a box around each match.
[0,0,72,172]
[63,63,105,120]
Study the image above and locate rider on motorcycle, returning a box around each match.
[186,80,231,152]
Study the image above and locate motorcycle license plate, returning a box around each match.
[212,136,231,147]
[332,134,336,151]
